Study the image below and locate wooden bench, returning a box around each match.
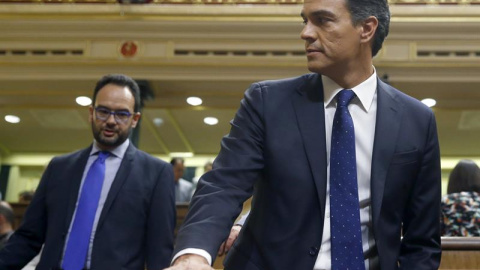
[213,237,480,269]
[175,203,189,236]
[10,202,29,229]
[11,203,480,269]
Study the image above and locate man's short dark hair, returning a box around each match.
[346,0,390,57]
[0,203,14,226]
[19,190,34,203]
[93,74,141,112]
[204,161,213,170]
[170,158,185,166]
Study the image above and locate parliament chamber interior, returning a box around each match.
[1,0,480,269]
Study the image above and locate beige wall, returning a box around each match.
[5,165,42,202]
[1,153,216,202]
[0,153,472,201]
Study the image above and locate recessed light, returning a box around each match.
[5,115,20,124]
[421,98,436,108]
[204,117,218,125]
[76,96,92,106]
[153,118,164,127]
[186,97,203,106]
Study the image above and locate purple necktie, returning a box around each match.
[62,151,109,270]
[330,90,365,270]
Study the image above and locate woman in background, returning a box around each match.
[441,159,480,236]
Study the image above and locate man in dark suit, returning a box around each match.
[170,158,194,203]
[166,0,441,269]
[0,74,176,270]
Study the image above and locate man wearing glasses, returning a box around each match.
[0,74,176,270]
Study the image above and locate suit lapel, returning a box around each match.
[291,74,328,222]
[65,146,92,231]
[371,79,404,228]
[96,143,135,230]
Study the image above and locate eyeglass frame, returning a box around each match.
[94,106,135,124]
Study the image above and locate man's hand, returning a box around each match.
[163,254,213,270]
[217,224,242,256]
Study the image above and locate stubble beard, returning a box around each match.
[91,122,130,149]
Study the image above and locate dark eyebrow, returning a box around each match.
[96,105,130,112]
[115,109,132,113]
[302,9,336,19]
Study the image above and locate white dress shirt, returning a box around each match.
[62,139,129,269]
[173,70,379,269]
[315,70,378,270]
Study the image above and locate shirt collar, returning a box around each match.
[323,67,377,112]
[90,139,130,159]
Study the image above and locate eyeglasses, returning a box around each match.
[94,107,133,124]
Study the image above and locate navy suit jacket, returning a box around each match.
[0,143,176,270]
[175,74,441,270]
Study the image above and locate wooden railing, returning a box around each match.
[213,237,480,269]
[440,237,480,269]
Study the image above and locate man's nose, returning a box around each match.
[300,23,314,41]
[106,113,116,124]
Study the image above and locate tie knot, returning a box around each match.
[97,151,110,162]
[336,89,355,107]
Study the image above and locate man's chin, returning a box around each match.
[306,64,325,74]
[97,136,120,148]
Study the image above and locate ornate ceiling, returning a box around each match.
[0,2,479,167]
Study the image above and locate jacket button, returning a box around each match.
[309,246,319,256]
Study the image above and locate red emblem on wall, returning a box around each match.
[120,41,138,57]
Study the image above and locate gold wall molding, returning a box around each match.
[0,2,479,82]
[1,4,480,24]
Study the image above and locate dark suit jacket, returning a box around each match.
[174,74,441,270]
[0,143,176,270]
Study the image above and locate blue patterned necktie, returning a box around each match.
[330,90,365,270]
[62,151,110,270]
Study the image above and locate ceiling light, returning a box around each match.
[153,118,164,127]
[76,96,92,106]
[421,98,436,108]
[186,97,202,106]
[5,115,20,124]
[204,117,218,125]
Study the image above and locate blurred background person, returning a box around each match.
[441,159,480,236]
[217,210,249,257]
[171,158,193,203]
[0,202,14,250]
[191,161,213,197]
[18,191,35,204]
[192,161,213,187]
[0,201,40,269]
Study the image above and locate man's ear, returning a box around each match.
[89,106,94,123]
[359,16,378,45]
[131,112,141,128]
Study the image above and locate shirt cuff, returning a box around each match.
[171,248,213,266]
